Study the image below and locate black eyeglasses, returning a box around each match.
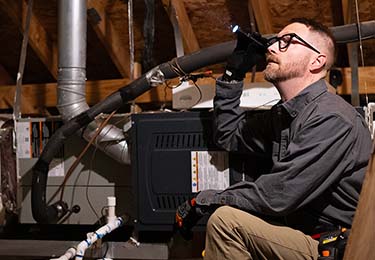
[267,33,320,54]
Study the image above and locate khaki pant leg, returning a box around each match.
[204,206,319,260]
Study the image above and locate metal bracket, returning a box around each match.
[364,102,375,139]
[349,43,360,106]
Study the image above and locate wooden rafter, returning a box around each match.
[87,0,130,78]
[341,0,354,23]
[0,0,58,79]
[162,0,200,53]
[248,0,274,34]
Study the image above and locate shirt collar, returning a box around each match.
[278,79,328,118]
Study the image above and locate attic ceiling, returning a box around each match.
[0,0,374,114]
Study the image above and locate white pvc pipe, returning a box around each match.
[74,217,123,260]
[107,196,116,223]
[51,217,123,260]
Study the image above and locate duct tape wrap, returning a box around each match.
[146,66,165,87]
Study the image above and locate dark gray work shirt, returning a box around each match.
[196,78,372,233]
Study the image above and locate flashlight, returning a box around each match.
[231,25,265,48]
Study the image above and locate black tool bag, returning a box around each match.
[317,228,350,260]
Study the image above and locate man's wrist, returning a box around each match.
[222,69,245,82]
[221,72,244,83]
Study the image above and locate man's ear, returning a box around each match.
[310,54,327,72]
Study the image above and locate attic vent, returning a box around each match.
[156,195,191,209]
[153,133,205,149]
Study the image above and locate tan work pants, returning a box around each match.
[204,206,319,260]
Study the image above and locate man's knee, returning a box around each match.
[207,206,264,236]
[207,205,239,232]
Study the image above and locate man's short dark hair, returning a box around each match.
[290,18,335,43]
[290,17,336,69]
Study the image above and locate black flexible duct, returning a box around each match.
[331,21,375,43]
[31,21,375,224]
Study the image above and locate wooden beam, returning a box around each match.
[336,67,375,95]
[87,0,130,78]
[248,0,274,34]
[0,78,170,112]
[343,150,375,259]
[0,67,373,112]
[0,0,58,79]
[2,87,48,115]
[162,0,200,53]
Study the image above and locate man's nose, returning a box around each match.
[267,42,278,54]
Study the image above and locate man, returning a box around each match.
[175,18,372,259]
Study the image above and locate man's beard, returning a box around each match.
[264,55,309,84]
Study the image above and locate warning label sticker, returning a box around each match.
[191,151,230,192]
[16,120,65,177]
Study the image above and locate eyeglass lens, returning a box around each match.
[266,34,292,49]
[266,33,320,54]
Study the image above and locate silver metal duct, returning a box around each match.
[57,0,130,164]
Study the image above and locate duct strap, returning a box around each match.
[143,0,155,71]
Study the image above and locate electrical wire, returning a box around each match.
[166,64,215,109]
[190,81,203,108]
[85,145,100,222]
[59,110,117,201]
[47,110,118,204]
[354,0,365,68]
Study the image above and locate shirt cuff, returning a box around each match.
[216,77,244,99]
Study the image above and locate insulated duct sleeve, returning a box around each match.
[331,21,375,43]
[31,21,375,224]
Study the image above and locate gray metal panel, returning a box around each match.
[18,131,134,224]
[19,134,132,187]
[20,186,134,224]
